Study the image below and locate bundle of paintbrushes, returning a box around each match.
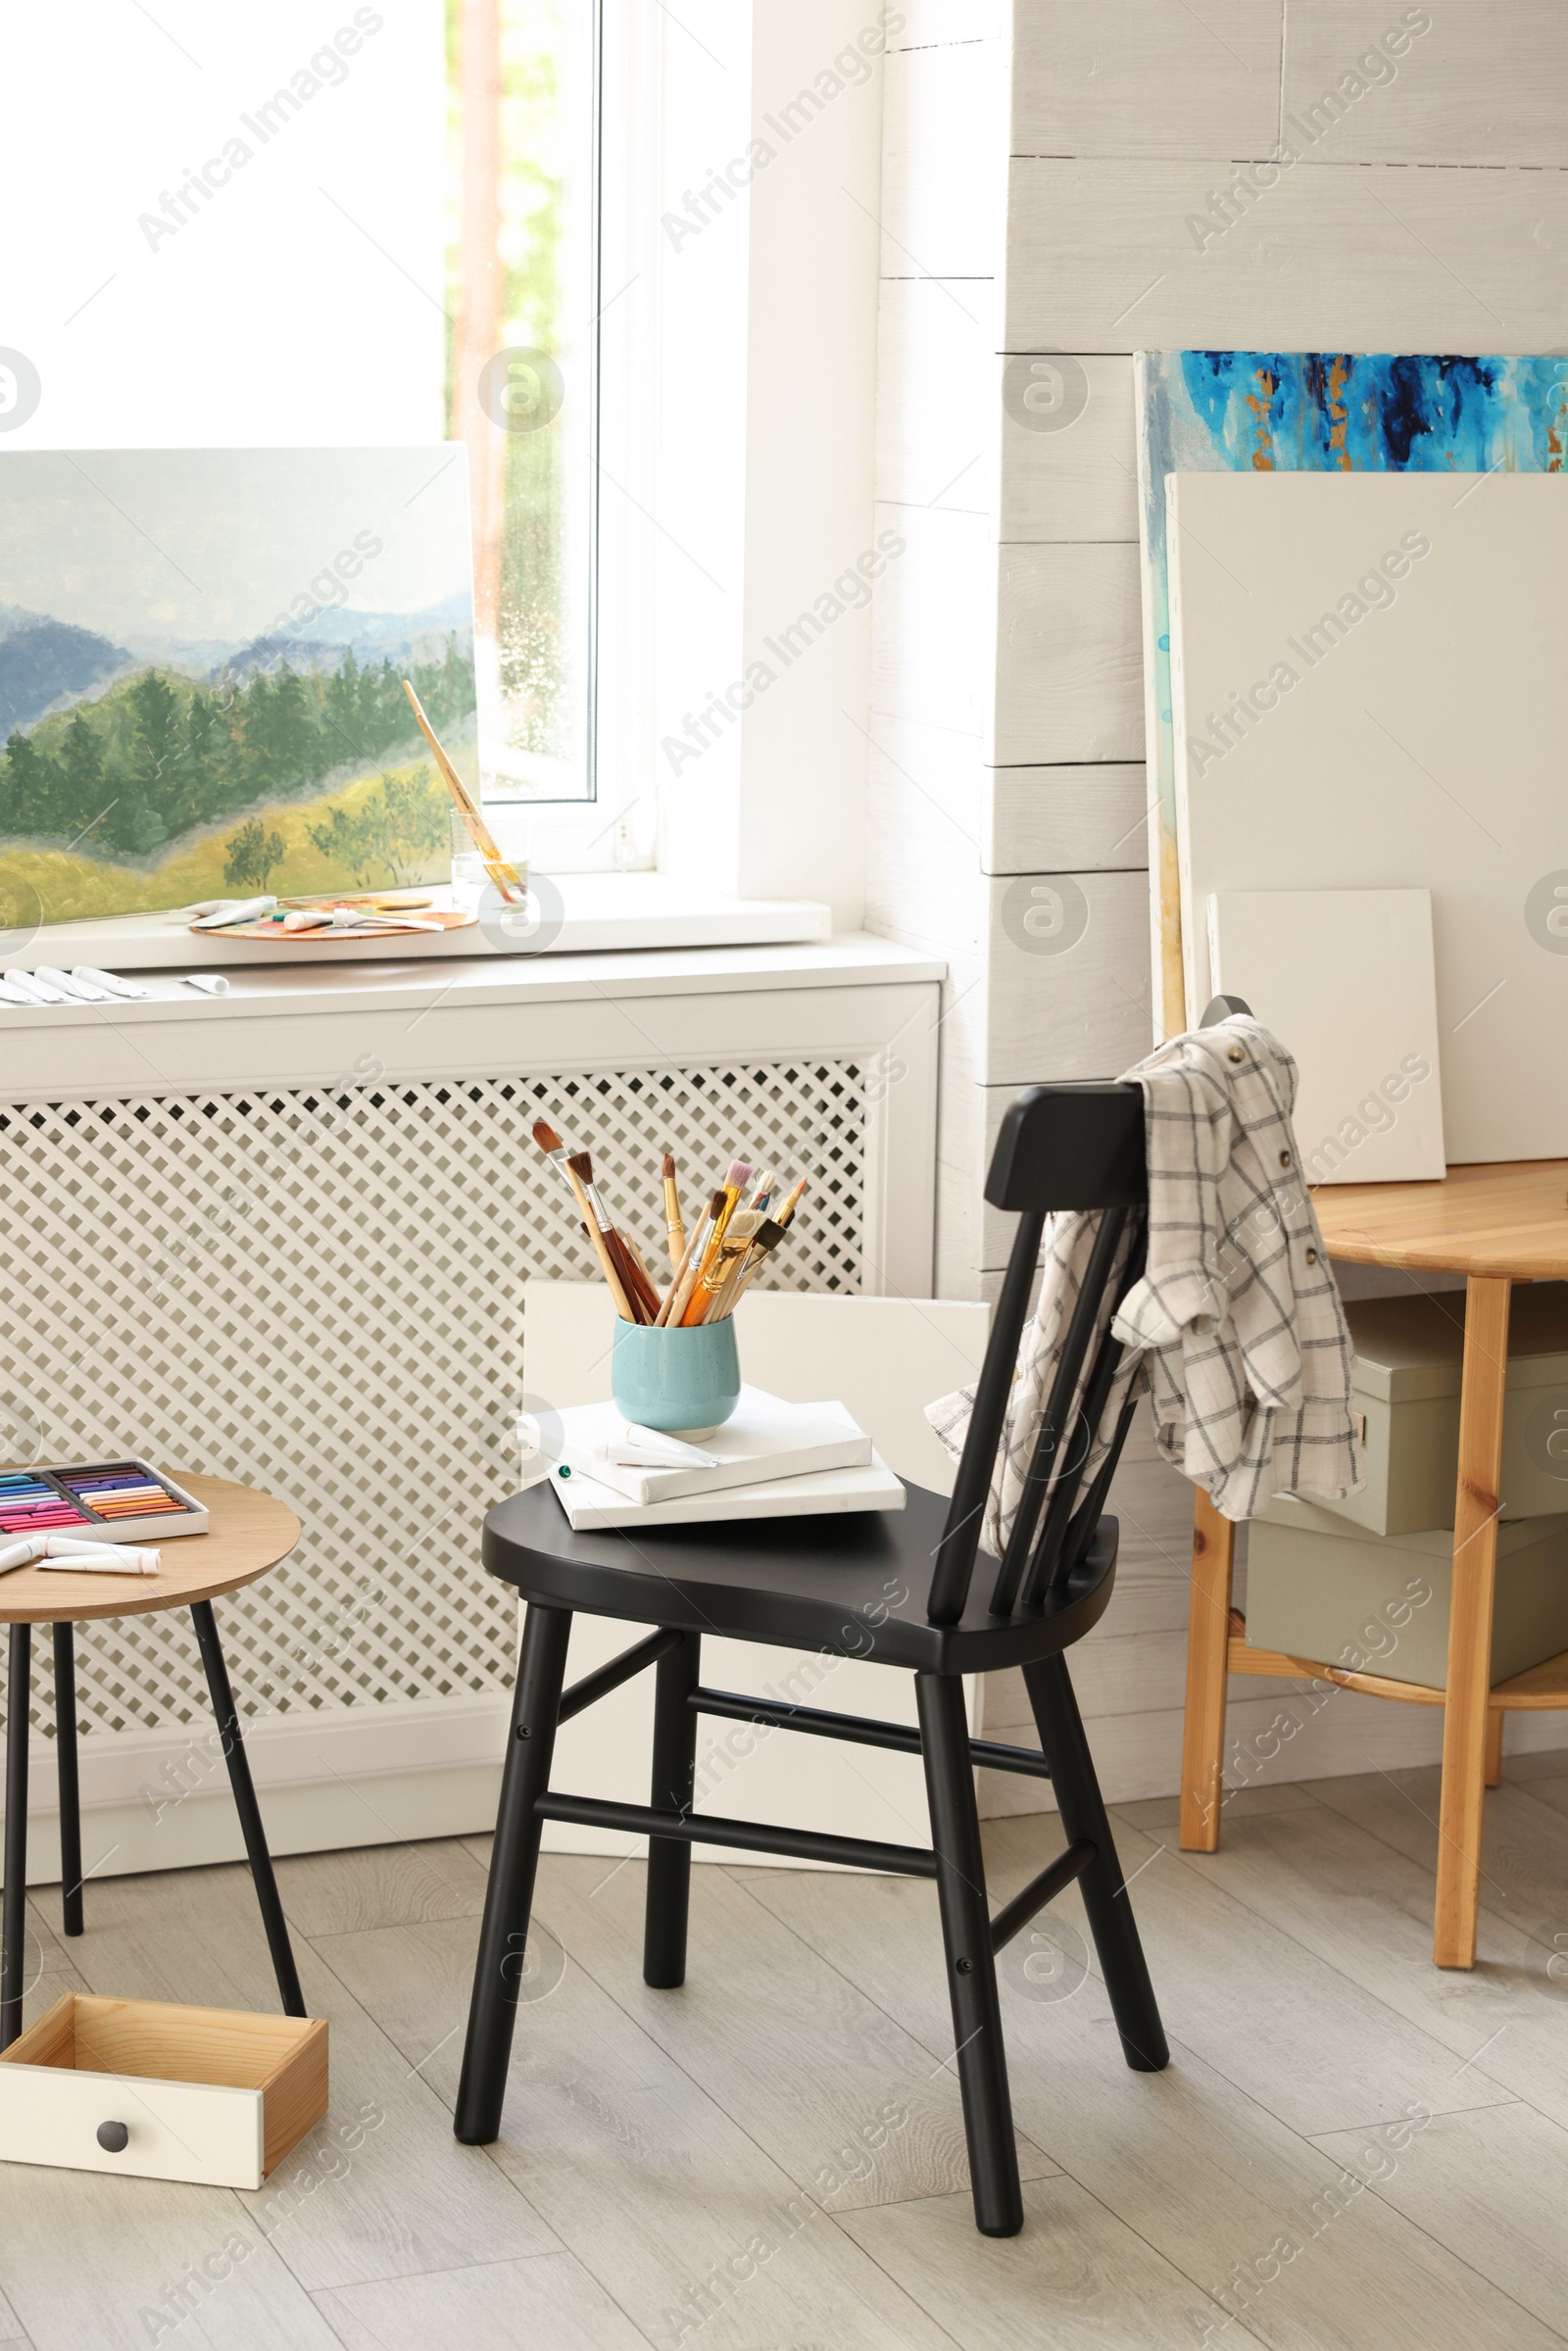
[531,1119,808,1325]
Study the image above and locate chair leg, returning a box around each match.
[1024,1655,1168,2073]
[2,1625,30,2048]
[644,1631,700,1989]
[915,1671,1023,2238]
[53,1626,83,1938]
[456,1602,572,2145]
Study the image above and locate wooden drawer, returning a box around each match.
[0,1995,327,2189]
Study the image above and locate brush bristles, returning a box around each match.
[567,1150,594,1182]
[532,1120,564,1152]
[724,1158,753,1189]
[662,1152,675,1179]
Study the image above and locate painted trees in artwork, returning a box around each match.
[223,818,286,892]
[0,639,474,857]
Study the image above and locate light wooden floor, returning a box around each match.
[6,1750,1568,2350]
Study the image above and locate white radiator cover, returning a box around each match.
[1,1059,868,1740]
[0,942,942,1878]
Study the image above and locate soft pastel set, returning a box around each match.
[0,1463,208,1543]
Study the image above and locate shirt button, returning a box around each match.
[1305,1247,1318,1264]
[1226,1046,1244,1064]
[1279,1151,1291,1168]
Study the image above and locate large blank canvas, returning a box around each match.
[1208,890,1446,1184]
[1168,470,1568,1164]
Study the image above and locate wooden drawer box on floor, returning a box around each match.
[1247,1495,1568,1690]
[0,1996,327,2189]
[1319,1286,1568,1537]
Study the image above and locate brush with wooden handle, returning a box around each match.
[677,1161,753,1327]
[689,1210,763,1325]
[715,1216,787,1317]
[531,1120,635,1319]
[402,680,529,907]
[569,1151,662,1322]
[662,1152,685,1267]
[662,1188,725,1326]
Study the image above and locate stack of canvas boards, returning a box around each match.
[534,1388,905,1532]
[1248,1289,1568,1687]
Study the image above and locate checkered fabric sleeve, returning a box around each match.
[927,1015,1362,1549]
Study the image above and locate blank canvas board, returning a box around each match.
[1208,889,1446,1185]
[1167,470,1568,1165]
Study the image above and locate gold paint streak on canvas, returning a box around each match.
[1327,355,1352,469]
[1248,369,1277,470]
[1159,830,1186,1041]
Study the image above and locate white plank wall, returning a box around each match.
[864,0,1568,1796]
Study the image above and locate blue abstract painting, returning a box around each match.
[1135,351,1568,1034]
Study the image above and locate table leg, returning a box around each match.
[1179,1492,1235,1851]
[2,1625,31,2047]
[190,1601,306,2016]
[1485,1707,1504,1789]
[53,1626,83,1937]
[1435,1275,1511,1970]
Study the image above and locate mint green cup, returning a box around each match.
[612,1320,741,1437]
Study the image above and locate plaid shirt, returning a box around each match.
[928,1016,1363,1547]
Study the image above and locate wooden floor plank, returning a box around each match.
[316,1902,959,2351]
[743,1837,1562,2350]
[983,1809,1514,2138]
[1309,1765,1568,1991]
[1313,2102,1568,2339]
[316,2252,651,2350]
[48,1857,559,2291]
[0,2172,341,2351]
[1117,1788,1568,2133]
[272,1837,491,1938]
[840,2177,1265,2349]
[528,1848,1058,2210]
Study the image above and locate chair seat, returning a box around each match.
[481,1480,1121,1673]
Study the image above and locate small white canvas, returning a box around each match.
[1208,888,1446,1185]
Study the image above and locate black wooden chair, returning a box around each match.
[455,1081,1167,2235]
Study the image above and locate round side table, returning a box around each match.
[0,1472,305,2045]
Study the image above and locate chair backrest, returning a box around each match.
[926,1083,1149,1626]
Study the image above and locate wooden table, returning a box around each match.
[1178,1160,1568,1970]
[0,1473,305,2042]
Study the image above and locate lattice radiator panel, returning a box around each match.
[0,1061,867,1740]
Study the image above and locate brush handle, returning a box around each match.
[662,1177,685,1264]
[563,1162,636,1319]
[678,1193,739,1326]
[657,1211,708,1325]
[402,681,528,906]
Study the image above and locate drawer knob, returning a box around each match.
[96,2121,129,2153]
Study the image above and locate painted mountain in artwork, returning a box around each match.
[0,605,133,734]
[219,593,474,683]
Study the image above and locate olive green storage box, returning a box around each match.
[1246,1494,1568,1690]
[1320,1285,1568,1536]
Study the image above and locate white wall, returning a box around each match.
[652,1,889,930]
[0,0,446,447]
[865,0,1568,1798]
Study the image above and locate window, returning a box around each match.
[448,0,600,813]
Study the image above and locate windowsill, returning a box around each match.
[9,872,832,973]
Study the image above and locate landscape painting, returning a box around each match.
[0,446,477,928]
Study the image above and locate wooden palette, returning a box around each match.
[193,903,477,942]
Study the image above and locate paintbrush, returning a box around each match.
[662,1187,725,1326]
[662,1152,685,1266]
[773,1176,808,1229]
[401,680,529,907]
[532,1120,635,1319]
[678,1160,753,1326]
[717,1217,787,1316]
[569,1151,662,1321]
[690,1210,763,1325]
